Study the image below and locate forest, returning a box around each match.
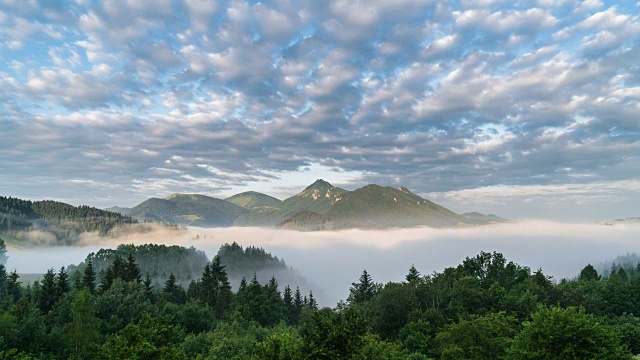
[1,238,640,359]
[0,196,138,244]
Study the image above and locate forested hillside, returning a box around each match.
[1,248,639,359]
[0,196,137,244]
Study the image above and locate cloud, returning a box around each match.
[6,222,640,305]
[0,1,637,220]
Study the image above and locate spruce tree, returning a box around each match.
[211,255,232,319]
[143,272,154,300]
[293,286,303,325]
[5,271,21,303]
[283,285,294,325]
[308,291,318,310]
[82,260,97,294]
[124,254,142,283]
[57,266,71,297]
[406,265,421,283]
[163,273,184,303]
[348,269,380,304]
[38,268,58,313]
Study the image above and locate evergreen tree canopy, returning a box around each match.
[348,269,381,305]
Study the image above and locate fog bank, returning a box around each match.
[6,221,640,306]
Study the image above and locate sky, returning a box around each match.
[0,0,639,221]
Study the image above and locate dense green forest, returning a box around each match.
[0,196,138,244]
[1,244,640,359]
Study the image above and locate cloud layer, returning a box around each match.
[7,222,640,305]
[0,0,638,219]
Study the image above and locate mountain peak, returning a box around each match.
[305,179,333,190]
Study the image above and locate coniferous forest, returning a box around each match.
[1,237,640,359]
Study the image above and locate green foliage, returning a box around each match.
[507,306,632,360]
[70,243,209,288]
[64,289,101,358]
[348,269,381,305]
[2,248,640,359]
[299,305,368,359]
[99,313,186,360]
[252,326,303,360]
[436,312,517,360]
[369,282,419,340]
[579,264,601,281]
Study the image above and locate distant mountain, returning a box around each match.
[598,217,640,226]
[277,183,481,230]
[0,195,137,244]
[462,212,508,224]
[119,179,501,230]
[127,194,248,227]
[233,179,348,226]
[105,206,132,215]
[225,191,281,209]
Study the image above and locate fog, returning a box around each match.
[6,221,640,306]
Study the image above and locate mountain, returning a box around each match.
[462,212,508,224]
[236,180,487,229]
[127,194,248,227]
[109,179,500,230]
[278,184,479,230]
[225,191,281,209]
[233,179,348,226]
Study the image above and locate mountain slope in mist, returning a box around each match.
[123,179,505,230]
[233,179,349,226]
[0,195,137,245]
[128,194,247,227]
[274,181,504,230]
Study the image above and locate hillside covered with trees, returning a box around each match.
[0,196,138,245]
[1,247,639,359]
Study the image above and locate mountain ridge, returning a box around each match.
[109,180,508,230]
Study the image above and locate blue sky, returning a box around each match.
[0,0,639,221]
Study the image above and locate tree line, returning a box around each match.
[0,196,137,241]
[1,248,639,359]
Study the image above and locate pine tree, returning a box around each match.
[82,260,97,294]
[99,266,115,293]
[239,277,247,291]
[406,265,421,283]
[6,270,21,303]
[57,266,71,297]
[163,273,184,303]
[211,255,232,319]
[38,268,58,313]
[143,272,154,300]
[200,263,215,306]
[124,253,142,283]
[72,270,83,290]
[293,286,303,325]
[111,256,125,280]
[308,291,318,310]
[348,269,380,304]
[283,285,294,325]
